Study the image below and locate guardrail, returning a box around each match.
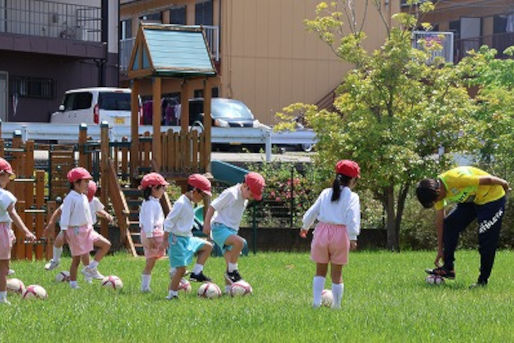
[0,122,317,162]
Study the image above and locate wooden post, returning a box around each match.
[35,170,45,259]
[100,122,110,238]
[78,123,88,168]
[15,201,26,260]
[23,141,35,260]
[121,137,128,181]
[180,81,190,173]
[152,77,162,171]
[45,201,57,260]
[130,79,140,180]
[203,79,212,172]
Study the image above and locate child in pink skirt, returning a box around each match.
[139,172,168,292]
[300,160,361,309]
[44,180,112,281]
[0,158,36,304]
[60,167,97,289]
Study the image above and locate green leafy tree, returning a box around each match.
[276,1,479,251]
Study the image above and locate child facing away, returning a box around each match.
[60,168,102,289]
[43,180,112,281]
[161,174,214,300]
[139,172,168,292]
[0,158,36,304]
[300,160,361,309]
[203,172,265,293]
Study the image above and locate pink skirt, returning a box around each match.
[311,222,350,265]
[65,225,95,256]
[141,229,165,259]
[0,222,15,260]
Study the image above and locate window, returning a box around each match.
[11,76,53,99]
[195,0,213,25]
[98,92,131,111]
[62,92,92,111]
[121,19,133,39]
[169,5,186,25]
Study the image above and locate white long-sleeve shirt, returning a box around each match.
[0,188,16,223]
[139,196,164,238]
[59,190,93,230]
[210,184,247,231]
[163,194,194,237]
[302,187,361,240]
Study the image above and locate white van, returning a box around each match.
[50,87,136,126]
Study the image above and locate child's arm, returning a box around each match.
[161,231,169,250]
[479,175,510,192]
[300,194,322,238]
[434,208,445,267]
[43,207,62,238]
[96,209,113,223]
[202,205,215,236]
[8,204,36,241]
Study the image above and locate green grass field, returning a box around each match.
[1,250,513,342]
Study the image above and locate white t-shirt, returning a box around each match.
[0,188,16,223]
[302,187,361,240]
[89,197,105,225]
[59,190,93,230]
[164,194,194,237]
[210,184,247,231]
[139,196,164,238]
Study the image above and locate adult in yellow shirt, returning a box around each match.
[416,166,509,288]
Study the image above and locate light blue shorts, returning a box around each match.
[168,234,206,268]
[211,223,245,255]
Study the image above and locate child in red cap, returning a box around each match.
[44,180,113,282]
[300,160,361,309]
[139,172,168,292]
[161,174,214,300]
[0,158,36,304]
[203,172,265,293]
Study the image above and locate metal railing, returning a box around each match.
[0,0,102,42]
[454,32,514,62]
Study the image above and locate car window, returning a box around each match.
[62,93,76,111]
[64,92,92,110]
[212,99,254,120]
[98,92,131,111]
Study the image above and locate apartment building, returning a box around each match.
[120,0,401,125]
[0,0,119,122]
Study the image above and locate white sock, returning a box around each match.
[331,283,344,309]
[168,290,178,298]
[228,263,238,272]
[53,246,63,261]
[192,264,204,274]
[313,276,325,307]
[0,291,6,300]
[70,281,78,289]
[141,274,151,290]
[225,285,231,293]
[88,260,99,269]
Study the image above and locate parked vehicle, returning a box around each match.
[50,88,140,126]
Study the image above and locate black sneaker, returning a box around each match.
[224,270,242,284]
[425,267,455,279]
[190,271,212,282]
[469,280,488,289]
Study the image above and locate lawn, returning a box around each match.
[1,250,513,342]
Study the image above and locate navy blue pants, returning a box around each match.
[443,196,506,283]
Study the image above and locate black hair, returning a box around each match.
[416,178,440,208]
[186,184,195,192]
[331,173,353,202]
[69,179,82,190]
[143,187,152,200]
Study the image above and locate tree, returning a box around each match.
[276,1,479,251]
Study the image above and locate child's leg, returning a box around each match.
[69,256,81,288]
[169,266,186,292]
[141,257,157,291]
[223,252,232,293]
[45,231,66,270]
[224,234,245,265]
[330,263,344,309]
[91,235,111,264]
[193,241,212,274]
[313,263,328,308]
[0,260,8,292]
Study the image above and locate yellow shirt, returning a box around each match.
[434,167,505,210]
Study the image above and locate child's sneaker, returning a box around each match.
[469,280,488,289]
[190,271,212,282]
[7,269,15,275]
[44,259,60,271]
[224,270,242,284]
[165,294,178,300]
[87,267,104,280]
[425,267,455,279]
[0,298,11,305]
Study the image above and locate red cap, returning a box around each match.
[0,158,14,176]
[139,172,169,190]
[245,172,265,201]
[335,160,360,178]
[87,180,97,202]
[188,174,212,196]
[67,167,93,183]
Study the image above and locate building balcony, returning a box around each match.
[454,32,514,62]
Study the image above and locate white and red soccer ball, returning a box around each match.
[229,280,253,297]
[55,271,70,282]
[6,278,25,294]
[197,282,222,299]
[321,289,334,307]
[425,274,445,285]
[178,278,192,293]
[22,285,48,300]
[101,275,123,290]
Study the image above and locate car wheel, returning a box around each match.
[300,143,314,152]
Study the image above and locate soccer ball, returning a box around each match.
[229,280,253,297]
[22,285,48,300]
[6,278,25,294]
[321,289,333,307]
[101,275,123,290]
[425,274,445,285]
[178,278,192,293]
[55,271,70,282]
[197,282,222,299]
